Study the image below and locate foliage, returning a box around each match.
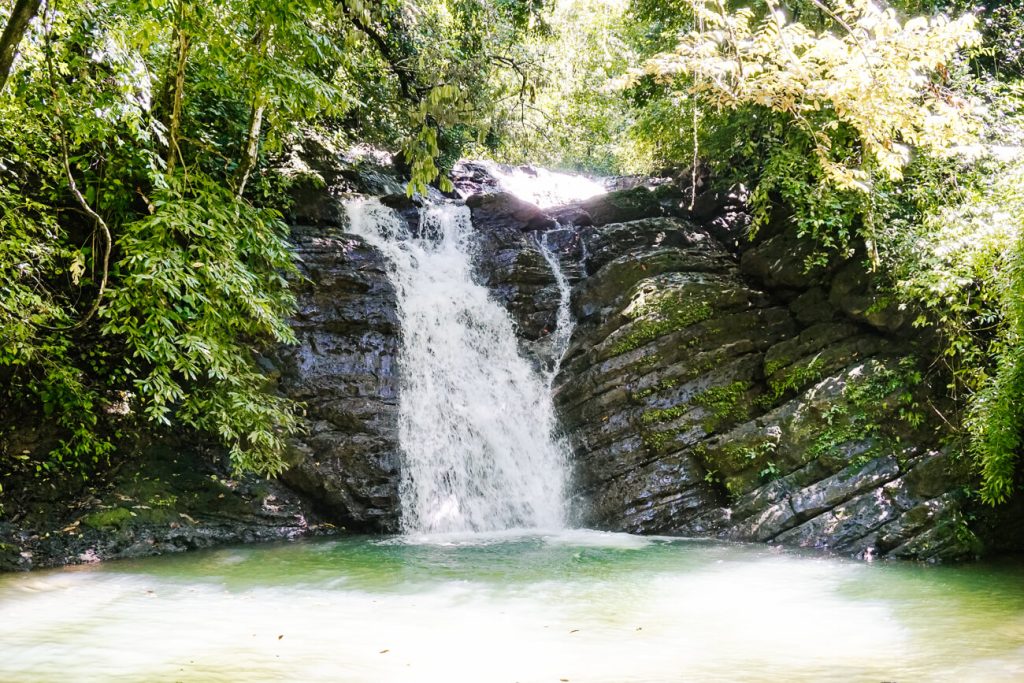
[487,0,644,173]
[334,0,556,192]
[630,0,980,250]
[99,175,299,474]
[0,0,550,479]
[881,151,1024,503]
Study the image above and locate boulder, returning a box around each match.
[575,185,677,226]
[829,259,911,334]
[740,231,831,291]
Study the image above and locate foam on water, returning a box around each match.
[3,538,1024,682]
[382,528,671,550]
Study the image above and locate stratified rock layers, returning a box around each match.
[275,219,403,532]
[465,180,981,562]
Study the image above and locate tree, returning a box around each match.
[629,0,980,252]
[0,0,554,479]
[0,0,42,94]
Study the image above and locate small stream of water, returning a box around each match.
[535,229,575,378]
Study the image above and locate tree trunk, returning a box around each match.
[233,94,267,198]
[166,4,189,173]
[0,0,43,95]
[233,27,274,199]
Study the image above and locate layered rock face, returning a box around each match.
[464,175,982,562]
[271,153,404,533]
[274,222,402,532]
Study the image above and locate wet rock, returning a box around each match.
[379,193,424,235]
[762,449,979,562]
[280,136,406,227]
[549,205,594,227]
[582,217,720,276]
[535,188,987,560]
[0,439,321,572]
[466,191,566,348]
[466,192,556,232]
[762,324,886,399]
[603,174,677,193]
[274,221,402,532]
[554,215,788,533]
[575,185,678,227]
[450,160,507,198]
[727,456,902,543]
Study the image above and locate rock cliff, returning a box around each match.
[2,150,1014,570]
[461,169,984,562]
[272,183,402,532]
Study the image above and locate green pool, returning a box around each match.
[2,530,1023,682]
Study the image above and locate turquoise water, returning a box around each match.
[1,530,1023,682]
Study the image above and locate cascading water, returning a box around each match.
[346,199,569,534]
[535,231,574,378]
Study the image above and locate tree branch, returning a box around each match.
[233,24,275,199]
[338,0,421,102]
[42,2,111,330]
[0,0,43,94]
[166,2,190,174]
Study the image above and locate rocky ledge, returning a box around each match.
[0,431,321,572]
[461,170,996,562]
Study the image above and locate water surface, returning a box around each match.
[2,531,1023,682]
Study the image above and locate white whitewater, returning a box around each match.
[479,160,607,209]
[346,199,569,534]
[535,231,574,378]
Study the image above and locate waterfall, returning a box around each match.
[346,199,569,534]
[535,231,574,378]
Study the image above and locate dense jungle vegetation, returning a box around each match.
[2,0,1024,508]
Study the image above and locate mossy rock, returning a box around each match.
[0,540,23,572]
[581,186,668,226]
[600,271,764,360]
[83,507,136,531]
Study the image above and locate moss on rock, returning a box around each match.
[83,508,135,530]
[611,297,713,356]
